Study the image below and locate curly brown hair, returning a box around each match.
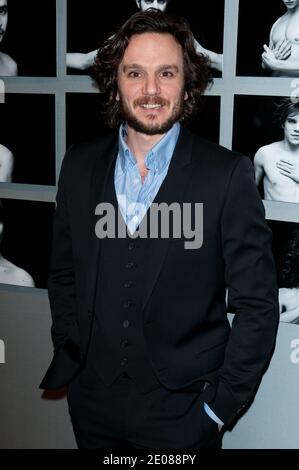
[91,9,213,129]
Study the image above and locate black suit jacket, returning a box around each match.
[40,126,279,425]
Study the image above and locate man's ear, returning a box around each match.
[135,0,140,9]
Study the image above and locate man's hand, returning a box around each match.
[262,45,279,70]
[272,39,292,60]
[276,159,299,183]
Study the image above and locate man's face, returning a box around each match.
[282,0,299,10]
[136,0,168,12]
[0,0,8,44]
[284,111,299,145]
[117,32,186,135]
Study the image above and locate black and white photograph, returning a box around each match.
[233,95,299,203]
[0,198,55,289]
[237,0,299,77]
[66,93,220,147]
[0,0,56,77]
[268,220,299,325]
[0,94,55,185]
[2,1,299,451]
[67,0,224,76]
[0,0,16,76]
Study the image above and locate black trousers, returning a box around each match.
[67,362,222,449]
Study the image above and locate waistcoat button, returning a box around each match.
[124,281,134,288]
[125,262,135,269]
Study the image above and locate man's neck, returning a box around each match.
[286,6,299,16]
[126,126,166,166]
[283,139,299,154]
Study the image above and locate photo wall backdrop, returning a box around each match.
[1,0,299,451]
[0,0,298,322]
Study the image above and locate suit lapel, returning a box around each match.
[141,126,194,314]
[87,135,118,311]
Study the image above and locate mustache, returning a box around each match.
[133,97,169,107]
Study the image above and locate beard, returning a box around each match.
[118,92,185,135]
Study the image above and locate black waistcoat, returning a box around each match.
[87,158,161,394]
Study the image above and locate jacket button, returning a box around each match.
[123,300,133,309]
[123,320,130,328]
[121,339,129,348]
[120,358,128,366]
[128,243,135,251]
[125,262,135,269]
[124,281,134,288]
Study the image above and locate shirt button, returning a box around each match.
[120,358,128,367]
[123,300,133,309]
[123,320,130,328]
[133,215,139,222]
[125,262,135,269]
[121,339,129,348]
[124,281,134,288]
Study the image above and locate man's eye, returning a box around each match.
[0,8,7,15]
[128,72,141,78]
[161,71,173,77]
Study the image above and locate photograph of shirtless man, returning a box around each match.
[0,144,13,182]
[67,0,223,73]
[0,0,17,76]
[254,99,299,203]
[262,0,299,77]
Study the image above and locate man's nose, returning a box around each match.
[143,74,160,95]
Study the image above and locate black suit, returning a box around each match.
[40,126,279,447]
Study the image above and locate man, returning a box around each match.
[0,0,17,76]
[0,144,14,182]
[41,10,278,449]
[262,0,299,77]
[67,0,223,72]
[254,99,299,203]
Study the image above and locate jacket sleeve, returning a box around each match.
[203,155,279,425]
[48,145,78,351]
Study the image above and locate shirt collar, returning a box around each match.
[118,122,180,174]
